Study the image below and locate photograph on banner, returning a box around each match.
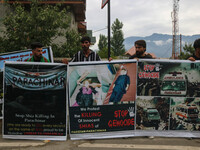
[170,97,200,131]
[69,62,137,106]
[136,96,170,131]
[137,60,200,97]
[68,61,136,137]
[0,47,53,119]
[3,62,67,140]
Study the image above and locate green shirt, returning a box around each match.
[27,56,50,62]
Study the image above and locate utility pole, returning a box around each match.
[101,0,110,60]
[107,0,111,59]
[180,34,182,54]
[171,0,180,59]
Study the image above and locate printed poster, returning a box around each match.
[3,62,67,140]
[0,47,53,119]
[137,59,200,97]
[68,60,137,139]
[136,59,200,137]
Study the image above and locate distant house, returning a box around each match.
[125,46,136,56]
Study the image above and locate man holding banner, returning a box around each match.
[71,36,101,62]
[62,36,101,63]
[129,40,156,59]
[188,38,200,61]
[26,42,50,62]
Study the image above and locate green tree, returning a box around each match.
[179,43,195,60]
[98,34,108,58]
[53,29,81,57]
[98,47,108,58]
[98,34,107,51]
[111,18,125,56]
[0,1,70,52]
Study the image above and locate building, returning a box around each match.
[0,0,86,34]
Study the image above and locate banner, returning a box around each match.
[68,60,137,139]
[68,59,200,139]
[3,62,67,140]
[0,47,53,119]
[136,59,200,137]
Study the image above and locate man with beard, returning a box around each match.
[188,38,200,61]
[62,36,101,63]
[129,40,155,139]
[26,42,50,62]
[129,40,155,59]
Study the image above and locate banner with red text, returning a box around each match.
[68,60,137,139]
[3,62,67,141]
[136,59,200,138]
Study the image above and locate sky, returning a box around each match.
[85,0,200,50]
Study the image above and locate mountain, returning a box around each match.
[124,33,200,58]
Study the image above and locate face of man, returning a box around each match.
[135,44,146,56]
[32,47,43,60]
[195,48,200,58]
[81,40,91,52]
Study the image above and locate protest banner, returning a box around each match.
[68,59,200,139]
[136,59,200,137]
[0,47,53,119]
[68,60,137,140]
[3,61,67,140]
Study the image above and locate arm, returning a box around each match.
[62,58,69,64]
[90,83,102,88]
[126,76,130,91]
[126,84,130,91]
[188,57,196,61]
[129,55,139,61]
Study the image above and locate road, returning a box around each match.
[0,136,200,150]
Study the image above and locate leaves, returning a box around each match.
[53,30,82,57]
[98,18,125,58]
[179,43,195,60]
[111,18,125,56]
[0,1,70,52]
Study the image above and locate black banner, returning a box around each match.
[3,62,67,140]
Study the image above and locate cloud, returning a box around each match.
[153,40,164,46]
[153,39,172,46]
[86,0,200,49]
[166,39,172,43]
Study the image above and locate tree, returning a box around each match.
[98,34,108,58]
[111,18,125,56]
[179,43,195,60]
[53,30,81,57]
[0,1,70,52]
[98,34,107,51]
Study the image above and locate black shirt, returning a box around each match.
[129,53,153,59]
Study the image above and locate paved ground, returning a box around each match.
[0,135,200,150]
[0,116,200,150]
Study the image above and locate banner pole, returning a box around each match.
[107,0,111,60]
